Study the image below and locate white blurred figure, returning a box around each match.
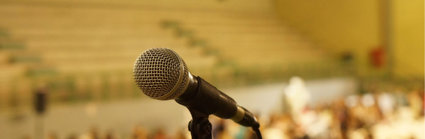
[284,76,311,121]
[377,93,395,117]
[361,94,375,107]
[361,93,381,124]
[373,96,424,139]
[305,109,332,138]
[348,128,369,139]
[263,115,289,139]
[374,107,416,139]
[263,126,287,139]
[283,77,328,138]
[345,95,359,108]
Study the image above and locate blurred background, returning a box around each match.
[0,0,423,139]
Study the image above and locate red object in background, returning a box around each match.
[370,47,386,68]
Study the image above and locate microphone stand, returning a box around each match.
[187,108,212,139]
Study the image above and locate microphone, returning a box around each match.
[133,48,260,128]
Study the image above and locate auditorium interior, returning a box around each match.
[0,0,423,139]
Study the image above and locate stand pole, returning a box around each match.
[187,108,212,139]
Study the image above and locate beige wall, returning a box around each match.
[392,0,424,77]
[276,0,424,77]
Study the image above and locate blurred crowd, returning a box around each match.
[260,90,424,139]
[36,89,424,139]
[210,89,424,139]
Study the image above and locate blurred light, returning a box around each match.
[377,93,395,115]
[362,94,375,107]
[345,95,358,107]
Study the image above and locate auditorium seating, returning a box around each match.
[0,0,331,107]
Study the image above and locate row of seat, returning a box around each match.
[0,0,274,14]
[0,0,328,108]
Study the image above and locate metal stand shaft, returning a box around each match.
[187,108,212,139]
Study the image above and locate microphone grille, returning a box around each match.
[133,48,189,100]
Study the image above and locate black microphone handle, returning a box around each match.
[175,76,259,128]
[176,76,238,118]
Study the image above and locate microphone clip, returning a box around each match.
[187,108,212,139]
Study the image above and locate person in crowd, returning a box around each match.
[132,125,148,139]
[89,127,100,139]
[212,119,233,139]
[104,130,119,139]
[174,129,188,139]
[47,132,58,139]
[151,128,167,139]
[66,134,78,139]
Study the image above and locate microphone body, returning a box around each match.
[176,75,258,127]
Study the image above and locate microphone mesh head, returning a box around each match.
[133,48,189,100]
